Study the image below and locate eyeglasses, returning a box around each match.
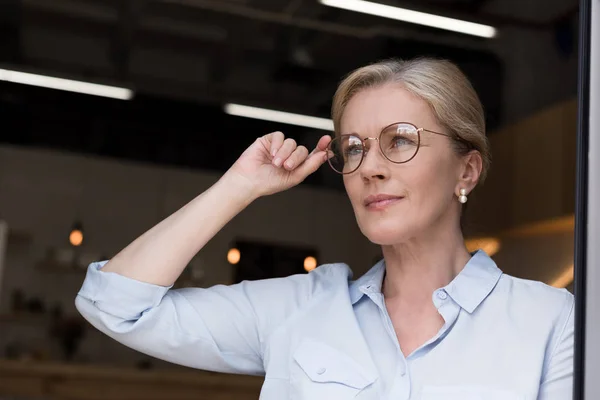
[326,122,455,175]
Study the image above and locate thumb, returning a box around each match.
[292,151,328,181]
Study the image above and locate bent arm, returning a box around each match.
[75,172,266,373]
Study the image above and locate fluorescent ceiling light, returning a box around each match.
[224,103,334,131]
[0,68,133,100]
[320,0,497,39]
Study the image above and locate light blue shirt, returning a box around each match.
[76,250,574,400]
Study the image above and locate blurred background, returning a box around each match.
[0,0,579,398]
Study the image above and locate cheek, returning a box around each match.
[403,158,456,205]
[343,176,361,206]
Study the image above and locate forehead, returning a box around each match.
[340,84,436,135]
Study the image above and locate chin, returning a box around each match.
[357,218,415,246]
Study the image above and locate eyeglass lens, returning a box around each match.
[327,123,420,174]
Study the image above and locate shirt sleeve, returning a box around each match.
[537,292,575,400]
[75,261,317,375]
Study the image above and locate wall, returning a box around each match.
[466,98,577,236]
[0,144,380,367]
[492,231,574,286]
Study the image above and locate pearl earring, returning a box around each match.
[458,188,468,204]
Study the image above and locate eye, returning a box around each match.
[381,124,419,150]
[391,134,416,147]
[344,144,363,157]
[385,133,417,150]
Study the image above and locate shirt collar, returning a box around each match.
[349,258,386,304]
[348,250,503,313]
[444,250,503,313]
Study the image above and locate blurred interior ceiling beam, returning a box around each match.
[0,0,22,64]
[21,0,228,43]
[110,0,145,78]
[149,0,494,50]
[153,0,374,39]
[22,0,371,39]
[23,0,117,23]
[21,0,491,50]
[156,0,562,32]
[465,0,494,12]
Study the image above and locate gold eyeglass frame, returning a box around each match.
[327,121,456,175]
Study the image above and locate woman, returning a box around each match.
[76,58,573,399]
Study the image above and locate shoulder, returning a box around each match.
[233,262,354,311]
[497,273,573,307]
[307,262,355,292]
[494,273,574,330]
[495,274,574,371]
[230,263,353,340]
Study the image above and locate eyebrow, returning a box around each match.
[340,123,394,137]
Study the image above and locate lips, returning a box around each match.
[363,194,404,209]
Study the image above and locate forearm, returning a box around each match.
[101,171,257,286]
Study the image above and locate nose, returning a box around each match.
[359,141,390,181]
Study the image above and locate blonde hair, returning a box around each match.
[331,58,491,183]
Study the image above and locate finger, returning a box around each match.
[283,146,309,170]
[308,134,334,161]
[310,134,333,155]
[273,138,296,167]
[269,131,285,158]
[293,150,329,179]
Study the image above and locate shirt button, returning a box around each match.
[437,290,448,300]
[316,367,326,375]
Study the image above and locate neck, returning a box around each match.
[381,223,471,303]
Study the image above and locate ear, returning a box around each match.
[455,150,483,196]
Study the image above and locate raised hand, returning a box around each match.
[226,131,332,198]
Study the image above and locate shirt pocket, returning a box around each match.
[291,338,376,399]
[421,385,526,400]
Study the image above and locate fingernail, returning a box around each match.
[285,160,294,169]
[273,157,282,167]
[272,148,278,157]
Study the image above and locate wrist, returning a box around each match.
[219,170,262,205]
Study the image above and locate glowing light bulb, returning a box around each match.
[304,256,317,272]
[227,248,241,264]
[69,222,84,246]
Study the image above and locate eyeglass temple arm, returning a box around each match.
[421,128,474,150]
[420,128,451,138]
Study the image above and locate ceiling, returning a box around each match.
[0,0,578,189]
